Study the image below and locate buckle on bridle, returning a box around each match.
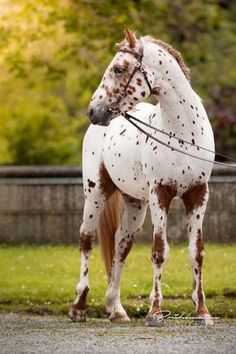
[140,66,145,73]
[109,102,120,113]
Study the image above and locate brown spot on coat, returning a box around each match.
[113,88,120,94]
[79,232,95,253]
[152,87,161,95]
[99,162,117,199]
[146,298,161,318]
[155,183,177,213]
[195,229,206,307]
[120,234,135,262]
[196,230,204,267]
[88,180,96,188]
[182,183,207,215]
[152,232,165,267]
[119,129,126,136]
[123,59,130,69]
[196,302,210,316]
[146,283,162,320]
[197,282,204,304]
[73,286,89,310]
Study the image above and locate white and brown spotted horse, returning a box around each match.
[69,28,215,326]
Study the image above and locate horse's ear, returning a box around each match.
[124,26,137,48]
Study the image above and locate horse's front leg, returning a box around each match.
[183,183,214,325]
[105,196,148,322]
[69,192,104,322]
[145,183,176,326]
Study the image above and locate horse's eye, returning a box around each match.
[114,65,125,75]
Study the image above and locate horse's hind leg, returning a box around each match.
[105,195,148,322]
[68,185,106,322]
[182,183,213,325]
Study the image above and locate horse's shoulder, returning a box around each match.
[83,124,107,150]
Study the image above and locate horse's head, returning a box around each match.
[88,27,157,126]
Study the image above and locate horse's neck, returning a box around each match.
[158,86,203,134]
[146,42,206,134]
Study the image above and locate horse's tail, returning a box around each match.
[98,190,123,276]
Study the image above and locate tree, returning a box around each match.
[0,0,235,164]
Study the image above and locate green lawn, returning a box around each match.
[0,244,235,318]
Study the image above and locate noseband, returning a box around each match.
[109,41,158,113]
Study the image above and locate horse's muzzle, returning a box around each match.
[87,104,114,126]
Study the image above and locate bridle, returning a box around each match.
[109,40,159,114]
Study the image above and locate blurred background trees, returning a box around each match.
[0,0,235,165]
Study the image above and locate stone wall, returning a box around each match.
[0,165,235,244]
[143,173,236,244]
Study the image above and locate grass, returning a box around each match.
[0,244,236,318]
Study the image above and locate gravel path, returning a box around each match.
[0,314,235,353]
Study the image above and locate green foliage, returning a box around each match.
[0,0,235,164]
[0,96,82,164]
[0,244,235,317]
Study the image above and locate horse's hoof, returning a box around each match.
[194,313,214,326]
[109,312,131,323]
[145,314,164,327]
[68,305,86,322]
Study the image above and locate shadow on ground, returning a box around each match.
[0,314,235,353]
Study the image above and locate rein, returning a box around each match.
[109,40,159,114]
[123,111,236,169]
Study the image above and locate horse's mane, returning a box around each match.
[144,36,190,81]
[117,36,190,82]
